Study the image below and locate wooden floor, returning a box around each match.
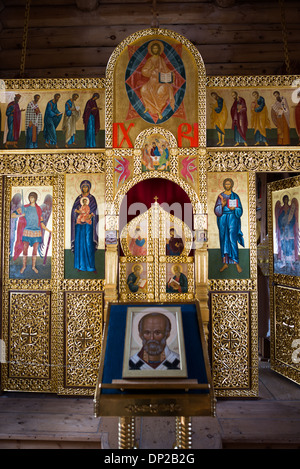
[0,362,299,449]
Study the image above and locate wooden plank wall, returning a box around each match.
[0,0,299,78]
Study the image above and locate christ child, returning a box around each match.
[76,197,93,224]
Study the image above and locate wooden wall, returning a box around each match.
[0,0,300,78]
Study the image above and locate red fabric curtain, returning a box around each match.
[119,178,193,233]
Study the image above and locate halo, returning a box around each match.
[147,40,164,56]
[80,196,90,206]
[131,263,143,273]
[219,174,237,191]
[131,307,178,347]
[171,264,182,275]
[24,187,42,203]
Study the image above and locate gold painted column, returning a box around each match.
[118,417,137,449]
[194,239,209,338]
[104,238,119,318]
[174,417,192,449]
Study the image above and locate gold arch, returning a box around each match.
[134,127,178,149]
[105,27,206,148]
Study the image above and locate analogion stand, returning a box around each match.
[94,301,215,449]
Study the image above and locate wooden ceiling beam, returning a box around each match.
[0,61,287,79]
[2,23,299,50]
[1,42,297,71]
[1,3,299,29]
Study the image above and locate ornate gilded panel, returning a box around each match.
[211,292,251,395]
[272,286,300,384]
[3,291,53,392]
[119,201,194,303]
[268,176,300,385]
[61,291,103,394]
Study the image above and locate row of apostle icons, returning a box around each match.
[1,92,102,149]
[126,263,188,294]
[209,89,300,147]
[1,89,300,151]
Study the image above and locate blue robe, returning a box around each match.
[166,272,188,293]
[278,207,296,261]
[65,99,75,145]
[214,191,244,264]
[43,100,62,145]
[85,114,96,148]
[127,272,140,292]
[71,192,98,272]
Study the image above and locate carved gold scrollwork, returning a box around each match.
[6,291,52,392]
[62,292,103,393]
[272,286,300,381]
[211,292,250,393]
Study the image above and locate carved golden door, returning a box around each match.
[268,175,300,385]
[119,200,194,302]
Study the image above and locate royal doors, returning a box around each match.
[119,199,194,303]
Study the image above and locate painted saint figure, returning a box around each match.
[129,226,147,256]
[62,93,81,147]
[271,91,290,145]
[127,264,147,292]
[210,92,228,146]
[159,144,169,169]
[140,41,175,121]
[11,191,52,274]
[25,94,43,149]
[231,91,248,146]
[214,178,244,273]
[71,180,98,272]
[166,264,188,293]
[43,93,63,148]
[166,228,184,256]
[275,195,299,271]
[129,312,180,371]
[251,91,270,146]
[82,93,100,148]
[4,94,25,149]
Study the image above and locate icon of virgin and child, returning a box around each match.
[71,179,99,272]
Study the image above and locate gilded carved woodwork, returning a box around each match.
[0,56,299,398]
[272,286,300,383]
[4,291,53,393]
[119,203,195,303]
[268,176,300,385]
[62,292,103,392]
[211,292,251,395]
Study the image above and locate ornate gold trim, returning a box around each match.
[3,78,105,90]
[207,148,300,173]
[0,151,106,175]
[206,75,300,87]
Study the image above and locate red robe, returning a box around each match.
[13,204,43,261]
[231,97,248,141]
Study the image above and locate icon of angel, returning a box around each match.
[275,194,299,272]
[10,189,53,275]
